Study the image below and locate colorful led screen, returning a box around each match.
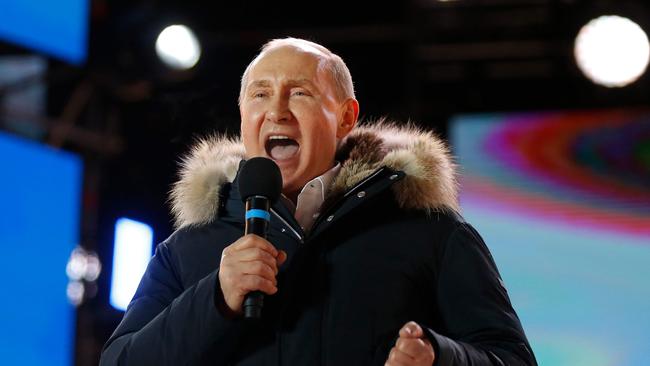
[450,110,650,366]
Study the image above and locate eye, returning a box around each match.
[291,89,311,97]
[251,90,268,98]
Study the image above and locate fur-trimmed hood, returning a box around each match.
[170,120,459,229]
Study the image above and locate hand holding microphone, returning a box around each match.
[218,234,287,316]
[218,157,285,318]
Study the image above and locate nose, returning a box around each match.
[265,95,291,123]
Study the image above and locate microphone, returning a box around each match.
[237,157,283,319]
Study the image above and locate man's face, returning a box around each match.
[240,46,353,196]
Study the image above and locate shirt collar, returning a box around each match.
[280,162,341,231]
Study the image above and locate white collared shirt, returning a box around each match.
[281,162,341,233]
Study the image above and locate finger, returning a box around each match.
[399,321,423,338]
[277,250,288,266]
[414,339,435,364]
[386,346,416,366]
[233,248,279,273]
[229,234,278,256]
[236,248,277,263]
[239,274,277,295]
[396,337,429,359]
[239,261,278,284]
[416,343,435,365]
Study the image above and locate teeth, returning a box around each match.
[269,135,291,140]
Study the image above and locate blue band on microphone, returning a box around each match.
[246,209,271,221]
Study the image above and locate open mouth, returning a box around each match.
[265,136,300,161]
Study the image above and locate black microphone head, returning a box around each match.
[238,157,283,203]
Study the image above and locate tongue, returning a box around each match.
[270,143,299,160]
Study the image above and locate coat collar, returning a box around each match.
[169,119,459,229]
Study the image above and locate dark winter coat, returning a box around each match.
[100,122,537,365]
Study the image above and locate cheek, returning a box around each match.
[310,117,338,150]
[240,121,262,156]
[301,126,337,172]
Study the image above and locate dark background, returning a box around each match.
[2,0,650,364]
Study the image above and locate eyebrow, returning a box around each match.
[248,80,271,89]
[286,78,316,88]
[247,78,316,89]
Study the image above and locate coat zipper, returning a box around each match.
[270,207,304,243]
[271,167,390,243]
[308,167,387,235]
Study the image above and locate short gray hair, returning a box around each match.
[239,37,355,104]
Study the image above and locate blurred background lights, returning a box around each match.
[110,218,154,311]
[66,246,102,282]
[155,24,201,70]
[67,281,85,306]
[574,15,650,87]
[66,246,102,306]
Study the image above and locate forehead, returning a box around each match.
[247,46,330,85]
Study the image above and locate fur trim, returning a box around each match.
[169,135,245,228]
[170,120,458,228]
[331,120,459,214]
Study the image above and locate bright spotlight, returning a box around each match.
[155,24,201,70]
[574,15,650,87]
[110,218,153,311]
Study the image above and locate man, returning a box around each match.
[100,38,537,365]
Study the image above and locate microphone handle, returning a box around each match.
[243,196,270,319]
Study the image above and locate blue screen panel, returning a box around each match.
[110,218,154,311]
[450,111,650,366]
[0,0,88,64]
[0,132,82,366]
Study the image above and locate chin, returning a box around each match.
[279,162,302,182]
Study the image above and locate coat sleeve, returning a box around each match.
[99,240,244,366]
[422,222,537,366]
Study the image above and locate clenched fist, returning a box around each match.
[218,234,287,314]
[385,321,436,366]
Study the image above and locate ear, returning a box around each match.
[239,104,244,131]
[336,98,359,139]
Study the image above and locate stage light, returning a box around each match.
[110,218,153,311]
[65,246,102,306]
[66,246,102,281]
[574,15,650,87]
[67,281,84,306]
[155,24,201,70]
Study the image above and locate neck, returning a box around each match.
[281,161,337,205]
[283,190,299,205]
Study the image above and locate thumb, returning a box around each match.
[277,250,288,266]
[399,321,423,339]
